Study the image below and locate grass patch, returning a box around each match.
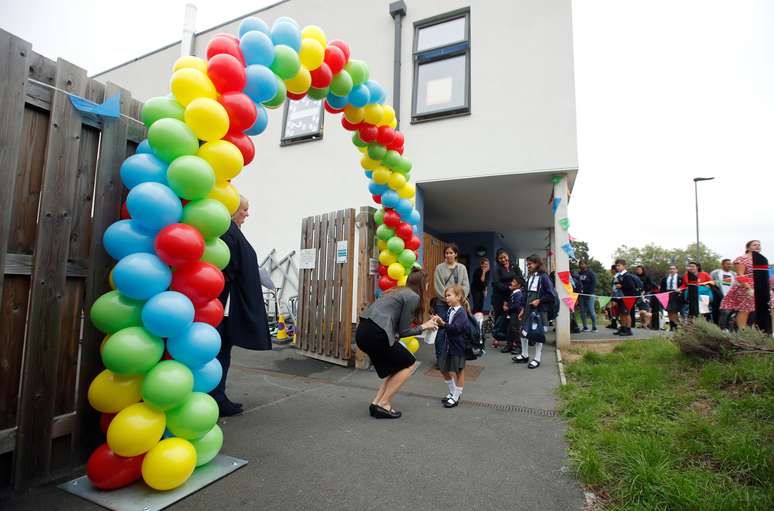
[559,338,774,510]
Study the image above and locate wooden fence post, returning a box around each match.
[355,206,376,369]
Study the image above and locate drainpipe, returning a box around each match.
[389,1,407,129]
[181,3,197,57]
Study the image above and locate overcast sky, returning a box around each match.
[2,0,772,266]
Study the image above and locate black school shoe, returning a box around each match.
[528,360,541,369]
[369,404,377,417]
[373,405,402,419]
[512,354,529,363]
[442,396,460,408]
[218,400,243,417]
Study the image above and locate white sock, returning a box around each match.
[445,379,455,394]
[452,386,463,400]
[534,343,543,362]
[521,338,528,357]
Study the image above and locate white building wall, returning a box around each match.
[95,0,577,272]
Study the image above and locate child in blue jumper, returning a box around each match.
[433,284,471,408]
[503,277,525,354]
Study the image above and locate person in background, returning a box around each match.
[470,257,491,314]
[502,277,525,354]
[432,244,470,367]
[433,284,472,408]
[491,250,523,346]
[211,196,272,417]
[512,254,555,368]
[720,240,774,330]
[614,259,638,336]
[682,262,715,321]
[711,259,736,328]
[635,265,659,329]
[660,264,684,331]
[606,265,620,330]
[577,260,597,332]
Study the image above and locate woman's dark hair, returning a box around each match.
[479,257,489,265]
[745,240,759,252]
[496,249,509,260]
[525,254,545,273]
[635,265,646,275]
[687,261,699,271]
[404,268,426,322]
[443,243,459,257]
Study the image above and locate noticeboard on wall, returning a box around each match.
[281,96,324,145]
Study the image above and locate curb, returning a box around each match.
[556,346,567,386]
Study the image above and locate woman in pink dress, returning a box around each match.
[720,240,773,328]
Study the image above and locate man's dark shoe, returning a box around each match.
[218,401,243,417]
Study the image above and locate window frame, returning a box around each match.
[411,7,471,124]
[280,96,325,146]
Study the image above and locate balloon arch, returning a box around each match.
[85,16,421,491]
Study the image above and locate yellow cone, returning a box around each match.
[276,314,289,340]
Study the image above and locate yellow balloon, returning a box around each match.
[372,166,391,185]
[388,172,407,191]
[285,66,312,94]
[208,181,240,215]
[299,39,324,70]
[363,104,384,125]
[198,140,244,181]
[402,337,420,353]
[173,55,207,74]
[170,68,217,107]
[358,146,368,154]
[344,104,365,124]
[108,266,116,289]
[380,105,396,127]
[410,196,415,206]
[398,182,416,199]
[141,438,197,491]
[301,25,327,47]
[361,156,380,171]
[107,402,165,457]
[388,262,406,281]
[379,249,397,266]
[398,275,408,287]
[377,239,387,251]
[184,98,230,142]
[88,369,142,413]
[389,118,398,129]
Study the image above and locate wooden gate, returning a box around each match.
[296,209,356,366]
[0,30,145,489]
[422,232,447,317]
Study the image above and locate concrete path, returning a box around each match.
[7,338,584,511]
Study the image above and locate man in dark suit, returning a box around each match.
[659,264,683,331]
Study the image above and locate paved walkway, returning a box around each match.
[7,337,584,511]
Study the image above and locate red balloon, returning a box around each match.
[194,298,225,327]
[99,413,116,434]
[328,40,350,64]
[286,91,307,101]
[379,275,397,291]
[396,222,413,241]
[394,145,404,155]
[323,100,343,114]
[206,35,245,66]
[384,210,400,228]
[223,132,255,166]
[372,194,382,204]
[310,62,332,88]
[120,201,131,220]
[87,443,144,490]
[388,131,405,150]
[218,92,257,134]
[406,235,421,251]
[342,117,361,131]
[323,45,346,74]
[171,262,225,307]
[207,54,246,94]
[376,126,395,146]
[155,224,205,267]
[359,124,378,143]
[378,264,388,276]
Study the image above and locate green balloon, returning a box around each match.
[141,360,193,411]
[270,44,300,80]
[90,290,144,334]
[387,236,405,254]
[373,208,385,225]
[167,155,215,200]
[376,224,395,241]
[398,248,417,268]
[263,78,286,108]
[147,118,199,163]
[352,132,368,148]
[182,199,231,239]
[190,424,223,466]
[201,237,231,270]
[329,70,353,97]
[344,59,369,86]
[383,150,402,170]
[102,326,164,376]
[307,86,329,100]
[166,392,219,440]
[395,157,413,174]
[141,96,185,128]
[367,143,387,161]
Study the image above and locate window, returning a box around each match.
[412,8,470,123]
[281,95,324,145]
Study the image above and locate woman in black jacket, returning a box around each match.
[470,257,491,313]
[491,249,523,351]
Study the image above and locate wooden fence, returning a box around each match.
[422,232,446,318]
[0,29,145,490]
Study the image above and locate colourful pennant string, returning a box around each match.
[561,243,576,260]
[557,271,571,286]
[655,292,670,309]
[597,295,611,308]
[551,197,561,215]
[558,217,570,230]
[562,296,577,312]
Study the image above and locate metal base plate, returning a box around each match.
[58,454,247,511]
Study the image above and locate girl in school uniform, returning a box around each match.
[503,277,525,354]
[433,284,472,409]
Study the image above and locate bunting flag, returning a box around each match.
[558,217,570,230]
[568,234,576,242]
[562,281,574,295]
[655,292,671,309]
[551,175,564,185]
[548,190,555,205]
[69,93,120,118]
[561,242,576,260]
[562,296,577,312]
[622,296,638,311]
[597,295,611,308]
[557,271,571,286]
[551,197,561,215]
[547,250,554,256]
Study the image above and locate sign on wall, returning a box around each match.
[281,96,324,145]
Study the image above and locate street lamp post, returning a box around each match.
[693,177,715,264]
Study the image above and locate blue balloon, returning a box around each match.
[103,220,156,260]
[368,181,388,195]
[126,182,182,232]
[364,170,373,179]
[364,81,385,104]
[167,322,222,369]
[136,139,153,154]
[113,253,172,300]
[274,16,299,29]
[381,190,400,209]
[142,291,194,338]
[408,209,421,225]
[240,31,275,67]
[270,21,301,51]
[396,198,413,217]
[239,17,269,38]
[191,358,223,393]
[162,428,174,439]
[244,64,278,104]
[326,92,348,109]
[347,84,371,108]
[244,104,268,136]
[120,153,167,189]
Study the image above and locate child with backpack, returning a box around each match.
[501,277,525,354]
[433,284,472,408]
[513,255,556,369]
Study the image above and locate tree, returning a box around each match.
[569,239,612,296]
[612,242,721,282]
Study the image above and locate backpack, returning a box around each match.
[464,311,484,360]
[629,273,643,294]
[524,310,546,345]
